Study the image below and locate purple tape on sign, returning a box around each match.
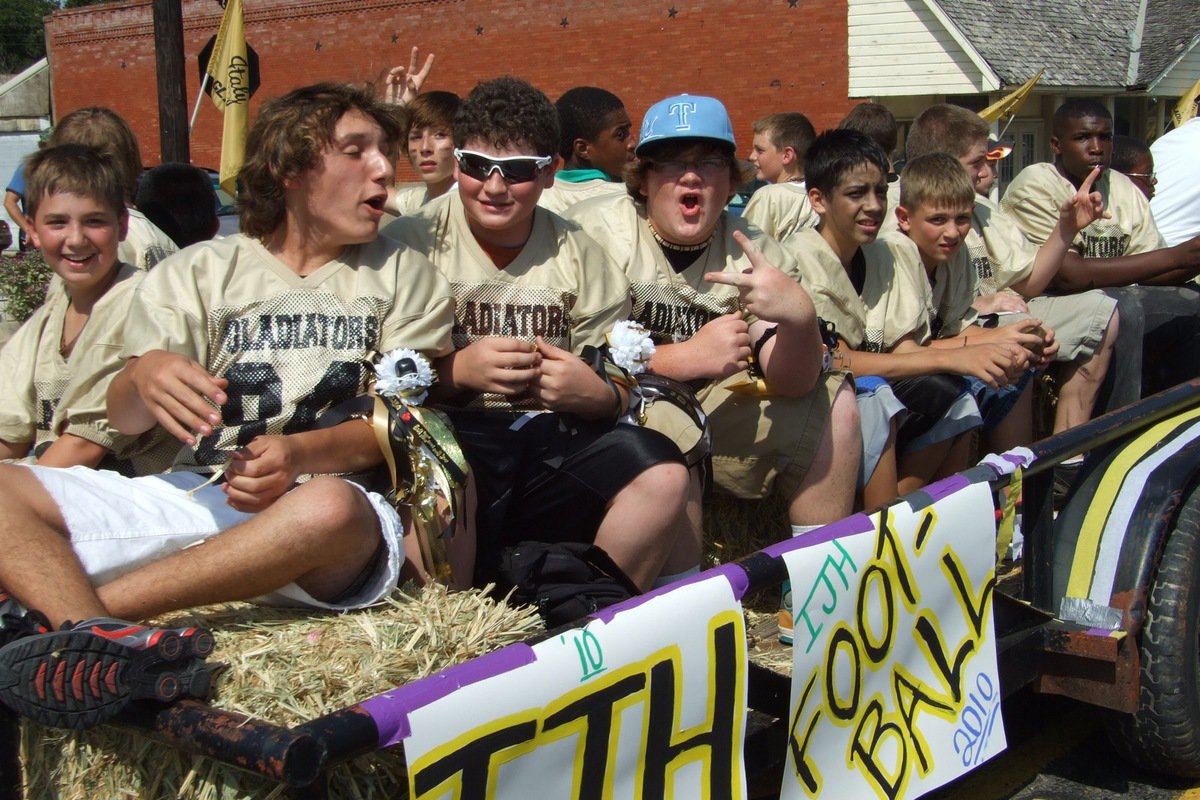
[592,563,750,623]
[919,473,972,503]
[761,513,875,559]
[360,642,538,749]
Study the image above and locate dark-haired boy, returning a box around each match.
[905,103,1118,433]
[0,83,455,730]
[135,162,220,248]
[537,86,632,215]
[783,133,1038,494]
[1110,134,1155,201]
[0,144,173,473]
[742,112,819,240]
[1000,98,1200,396]
[384,77,692,592]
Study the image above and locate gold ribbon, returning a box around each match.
[996,465,1022,562]
[371,394,469,584]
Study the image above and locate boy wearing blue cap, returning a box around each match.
[566,94,860,538]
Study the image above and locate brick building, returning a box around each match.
[44,0,853,176]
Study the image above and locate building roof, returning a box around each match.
[1140,3,1200,86]
[934,0,1197,89]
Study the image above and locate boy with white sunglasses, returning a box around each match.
[382,76,696,595]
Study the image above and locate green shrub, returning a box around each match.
[0,250,52,324]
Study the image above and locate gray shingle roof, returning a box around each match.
[1139,1,1200,85]
[935,0,1197,89]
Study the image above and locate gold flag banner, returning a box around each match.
[979,68,1045,123]
[1169,75,1200,128]
[206,0,248,197]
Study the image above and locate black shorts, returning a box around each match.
[446,411,684,573]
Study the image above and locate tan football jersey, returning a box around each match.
[383,193,631,412]
[391,182,437,216]
[567,193,837,500]
[537,178,626,216]
[782,228,932,351]
[0,263,176,473]
[123,234,454,471]
[967,195,1038,294]
[741,182,819,242]
[927,245,980,339]
[1001,163,1166,257]
[120,208,178,270]
[565,192,802,343]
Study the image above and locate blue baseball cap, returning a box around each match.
[636,94,736,155]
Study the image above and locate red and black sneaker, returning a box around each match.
[0,618,215,730]
[0,592,50,649]
[70,618,215,661]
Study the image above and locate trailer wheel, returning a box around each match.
[1105,483,1200,777]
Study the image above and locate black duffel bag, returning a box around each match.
[491,541,642,628]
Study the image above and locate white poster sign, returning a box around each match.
[780,480,1006,799]
[402,574,749,799]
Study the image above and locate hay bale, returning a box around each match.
[22,584,542,799]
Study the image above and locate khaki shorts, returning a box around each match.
[699,369,845,501]
[1025,291,1117,362]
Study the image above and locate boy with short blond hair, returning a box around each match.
[906,103,1119,432]
[0,143,172,473]
[895,154,1051,452]
[742,112,820,240]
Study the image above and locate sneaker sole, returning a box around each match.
[0,631,207,730]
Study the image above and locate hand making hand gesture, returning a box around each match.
[386,46,435,107]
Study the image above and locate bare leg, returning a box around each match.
[897,437,955,496]
[986,382,1034,453]
[1054,310,1119,434]
[98,477,382,620]
[861,420,898,510]
[787,379,861,526]
[660,468,704,576]
[0,466,108,627]
[593,461,690,591]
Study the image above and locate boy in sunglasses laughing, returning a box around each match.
[382,77,695,595]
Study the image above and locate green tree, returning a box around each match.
[0,0,117,74]
[0,0,57,73]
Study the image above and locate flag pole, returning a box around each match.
[189,73,210,134]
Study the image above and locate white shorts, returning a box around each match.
[25,466,405,611]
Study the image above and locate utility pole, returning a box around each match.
[153,0,189,162]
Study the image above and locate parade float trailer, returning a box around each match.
[6,380,1200,799]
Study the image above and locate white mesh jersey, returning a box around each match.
[1001,163,1166,257]
[783,228,932,351]
[926,244,980,340]
[122,234,454,471]
[537,178,626,216]
[565,193,801,345]
[967,195,1038,294]
[0,263,176,473]
[391,182,435,217]
[382,193,631,412]
[741,181,819,242]
[120,208,178,271]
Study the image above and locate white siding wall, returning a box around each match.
[849,0,991,96]
[1153,44,1200,97]
[0,132,38,252]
